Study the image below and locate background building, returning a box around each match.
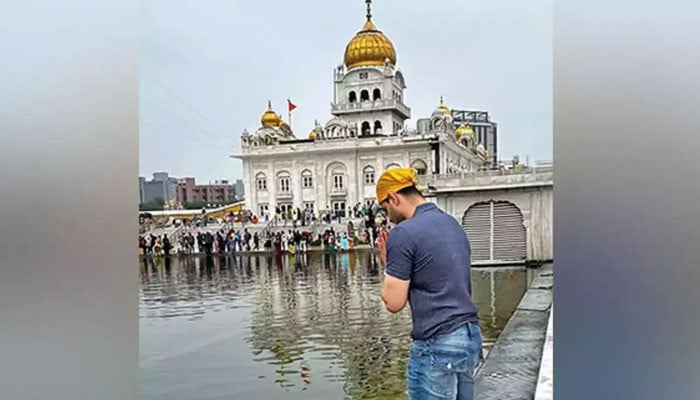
[176,178,237,206]
[234,179,244,200]
[139,172,177,204]
[450,109,498,168]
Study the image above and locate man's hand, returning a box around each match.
[375,229,388,268]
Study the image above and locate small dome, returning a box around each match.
[261,101,281,128]
[455,124,468,139]
[436,96,451,116]
[466,125,475,137]
[309,129,317,140]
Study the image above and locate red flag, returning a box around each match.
[288,99,297,112]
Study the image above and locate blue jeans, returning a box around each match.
[407,322,483,400]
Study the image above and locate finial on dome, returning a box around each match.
[267,100,272,109]
[366,0,372,21]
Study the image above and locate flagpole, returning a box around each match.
[287,99,292,131]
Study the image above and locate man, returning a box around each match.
[243,228,251,251]
[253,232,260,251]
[375,167,482,400]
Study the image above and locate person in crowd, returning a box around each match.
[253,232,260,251]
[162,234,171,256]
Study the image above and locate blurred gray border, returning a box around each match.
[0,1,138,399]
[554,0,700,398]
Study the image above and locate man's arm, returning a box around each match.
[381,274,410,313]
[377,226,413,314]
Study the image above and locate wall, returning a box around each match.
[429,171,553,262]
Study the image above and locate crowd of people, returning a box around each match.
[139,203,388,257]
[255,202,376,228]
[139,225,387,257]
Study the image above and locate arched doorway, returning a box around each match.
[461,201,526,262]
[374,120,382,134]
[361,121,371,136]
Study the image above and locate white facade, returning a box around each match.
[234,4,490,218]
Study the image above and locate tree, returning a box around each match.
[184,201,208,210]
[139,197,166,211]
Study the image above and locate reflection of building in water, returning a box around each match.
[138,254,533,397]
[470,268,533,341]
[245,251,413,395]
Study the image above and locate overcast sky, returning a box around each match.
[140,0,552,182]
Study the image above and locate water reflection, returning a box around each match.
[140,253,532,400]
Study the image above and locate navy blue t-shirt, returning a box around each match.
[385,202,479,340]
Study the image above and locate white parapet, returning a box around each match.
[535,305,554,400]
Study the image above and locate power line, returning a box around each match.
[140,119,235,153]
[141,100,238,149]
[142,74,237,144]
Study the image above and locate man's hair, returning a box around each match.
[396,185,424,198]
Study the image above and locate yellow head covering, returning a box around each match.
[376,167,419,203]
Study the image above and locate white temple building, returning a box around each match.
[234,0,491,219]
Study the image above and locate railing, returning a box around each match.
[260,216,276,238]
[424,165,553,181]
[418,166,553,192]
[169,224,186,245]
[331,99,411,117]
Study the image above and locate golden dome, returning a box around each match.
[455,124,468,139]
[344,17,397,69]
[466,124,475,137]
[308,129,317,140]
[437,96,451,115]
[261,101,281,128]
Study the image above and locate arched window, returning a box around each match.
[386,163,401,170]
[374,120,382,134]
[301,169,313,189]
[360,90,369,102]
[276,171,291,194]
[373,88,381,100]
[348,91,357,103]
[361,121,371,136]
[363,166,375,185]
[255,172,267,191]
[327,162,347,193]
[411,159,428,175]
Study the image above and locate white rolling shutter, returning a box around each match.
[462,201,526,262]
[493,202,526,261]
[462,203,491,261]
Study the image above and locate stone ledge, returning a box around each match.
[475,263,553,400]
